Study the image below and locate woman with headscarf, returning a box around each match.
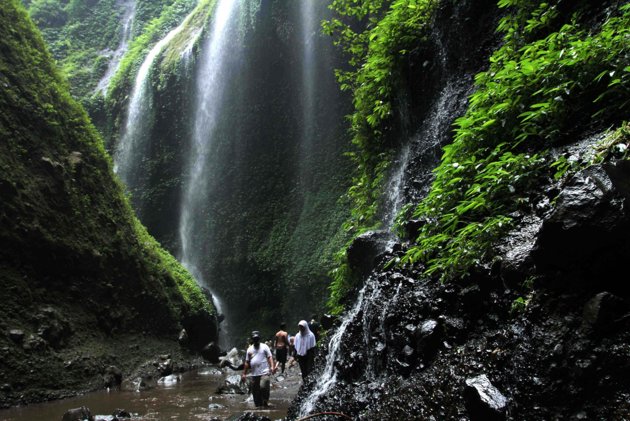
[294,320,316,380]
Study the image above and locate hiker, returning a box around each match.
[241,330,276,408]
[273,322,289,374]
[294,320,316,380]
[309,314,321,342]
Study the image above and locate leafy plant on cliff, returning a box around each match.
[400,1,630,280]
[324,0,439,312]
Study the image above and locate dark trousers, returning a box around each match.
[297,348,314,380]
[248,375,271,407]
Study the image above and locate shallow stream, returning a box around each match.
[0,365,302,421]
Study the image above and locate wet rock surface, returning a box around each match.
[288,156,630,420]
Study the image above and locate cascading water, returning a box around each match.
[299,39,468,421]
[178,0,241,345]
[381,79,462,231]
[96,0,136,95]
[298,0,317,178]
[299,282,371,417]
[382,144,411,230]
[113,15,191,186]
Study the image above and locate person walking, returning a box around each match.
[273,322,289,374]
[241,330,276,408]
[294,320,316,381]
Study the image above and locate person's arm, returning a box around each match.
[241,358,250,382]
[267,352,276,374]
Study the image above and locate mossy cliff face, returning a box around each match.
[100,0,353,340]
[0,0,215,406]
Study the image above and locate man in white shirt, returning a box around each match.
[241,330,276,407]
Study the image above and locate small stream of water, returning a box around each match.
[0,365,302,421]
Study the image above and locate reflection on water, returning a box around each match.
[0,365,302,421]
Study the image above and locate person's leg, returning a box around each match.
[261,375,271,406]
[298,355,308,380]
[250,376,262,407]
[277,348,287,374]
[305,348,315,377]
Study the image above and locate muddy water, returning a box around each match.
[0,365,302,421]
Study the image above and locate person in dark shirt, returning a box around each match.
[309,314,321,342]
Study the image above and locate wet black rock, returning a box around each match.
[156,355,173,376]
[178,329,188,345]
[112,408,131,418]
[321,314,336,330]
[413,319,442,362]
[7,329,24,344]
[347,230,396,278]
[201,342,221,363]
[62,406,94,421]
[464,374,508,421]
[234,413,271,421]
[102,366,122,388]
[534,164,630,295]
[216,374,247,395]
[581,291,625,333]
[181,312,218,351]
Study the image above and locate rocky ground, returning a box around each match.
[0,330,206,409]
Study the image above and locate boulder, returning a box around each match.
[495,215,543,288]
[111,408,131,418]
[62,406,94,421]
[582,291,625,333]
[347,230,397,278]
[102,365,122,388]
[156,356,173,376]
[413,319,442,361]
[216,374,247,394]
[533,163,630,294]
[321,314,336,330]
[178,329,189,345]
[8,329,24,343]
[35,306,71,349]
[181,313,218,351]
[464,374,508,421]
[201,342,221,363]
[157,374,181,385]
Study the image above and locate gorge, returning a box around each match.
[1,0,629,419]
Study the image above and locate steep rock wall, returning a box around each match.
[0,0,216,407]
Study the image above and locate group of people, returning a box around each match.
[238,317,321,408]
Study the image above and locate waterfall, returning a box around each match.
[113,16,191,185]
[96,0,136,96]
[178,0,240,345]
[381,80,461,230]
[298,0,317,178]
[299,282,371,417]
[382,143,411,230]
[300,72,465,421]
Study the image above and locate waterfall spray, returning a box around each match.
[96,0,136,96]
[114,16,191,184]
[178,0,240,346]
[299,0,317,165]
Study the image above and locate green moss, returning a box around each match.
[0,0,213,341]
[327,0,629,308]
[324,0,439,309]
[400,2,630,280]
[157,0,216,76]
[324,0,439,233]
